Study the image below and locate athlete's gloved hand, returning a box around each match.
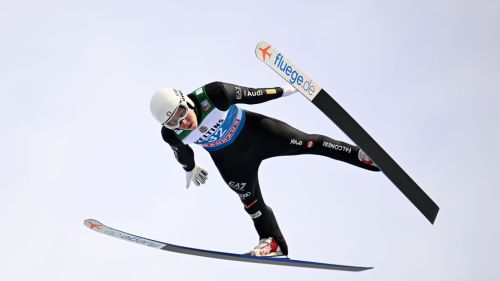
[282,85,299,97]
[185,165,208,189]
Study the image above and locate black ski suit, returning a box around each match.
[160,82,379,255]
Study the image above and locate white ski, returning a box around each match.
[84,219,372,272]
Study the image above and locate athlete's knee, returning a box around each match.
[225,180,261,208]
[308,134,323,145]
[288,134,320,149]
[243,198,265,220]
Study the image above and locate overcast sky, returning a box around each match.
[1,0,499,280]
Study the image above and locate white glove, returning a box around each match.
[282,85,299,97]
[185,165,208,189]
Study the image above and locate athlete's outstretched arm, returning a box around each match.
[161,127,195,171]
[204,81,296,111]
[161,127,209,189]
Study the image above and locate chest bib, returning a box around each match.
[173,87,246,152]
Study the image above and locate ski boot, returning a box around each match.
[358,149,379,169]
[245,237,285,257]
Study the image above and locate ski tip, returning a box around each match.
[84,219,104,231]
[255,40,272,60]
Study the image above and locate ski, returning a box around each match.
[255,41,439,224]
[84,219,372,272]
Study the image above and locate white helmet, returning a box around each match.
[150,88,193,128]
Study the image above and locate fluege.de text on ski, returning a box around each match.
[274,53,316,96]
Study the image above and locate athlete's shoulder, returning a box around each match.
[203,81,227,97]
[202,81,233,111]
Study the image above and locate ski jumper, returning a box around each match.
[160,82,379,255]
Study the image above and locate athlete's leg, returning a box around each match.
[250,112,379,171]
[210,147,288,255]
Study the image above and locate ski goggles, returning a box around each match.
[163,103,189,129]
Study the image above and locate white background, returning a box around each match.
[1,0,499,280]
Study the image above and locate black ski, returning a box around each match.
[255,41,439,224]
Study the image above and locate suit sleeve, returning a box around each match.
[204,81,289,111]
[161,127,195,172]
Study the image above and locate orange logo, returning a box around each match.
[258,45,272,62]
[88,221,103,230]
